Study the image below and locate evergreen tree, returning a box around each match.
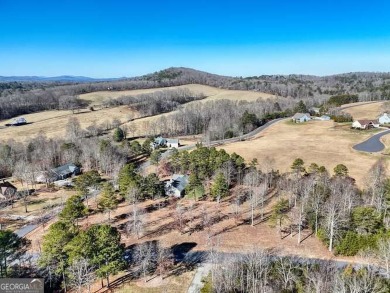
[186,173,204,200]
[98,183,118,220]
[291,158,305,173]
[211,172,229,202]
[294,100,308,113]
[150,149,162,166]
[88,225,125,288]
[0,230,28,277]
[139,173,165,200]
[65,224,125,288]
[270,199,290,235]
[118,163,140,195]
[334,164,348,177]
[39,221,75,288]
[59,195,87,226]
[113,127,124,142]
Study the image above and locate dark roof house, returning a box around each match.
[0,180,17,199]
[51,163,80,180]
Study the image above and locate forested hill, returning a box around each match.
[1,67,390,120]
[140,67,390,100]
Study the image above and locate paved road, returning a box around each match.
[15,224,38,238]
[139,118,285,171]
[353,129,390,152]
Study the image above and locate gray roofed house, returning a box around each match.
[51,163,80,180]
[319,115,331,121]
[151,137,180,149]
[165,174,189,198]
[292,113,311,123]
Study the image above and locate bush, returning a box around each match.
[335,232,378,256]
[200,274,213,293]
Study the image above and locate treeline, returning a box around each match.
[205,249,390,293]
[144,67,390,101]
[2,66,390,120]
[102,88,205,116]
[146,99,291,140]
[328,94,359,106]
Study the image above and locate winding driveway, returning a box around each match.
[353,129,390,153]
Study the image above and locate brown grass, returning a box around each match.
[0,106,135,142]
[114,270,195,293]
[80,84,276,105]
[342,101,385,120]
[218,119,389,187]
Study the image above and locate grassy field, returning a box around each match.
[342,101,385,120]
[0,84,275,142]
[113,270,195,293]
[79,84,276,105]
[219,119,389,187]
[0,106,135,142]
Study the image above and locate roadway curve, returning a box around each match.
[139,118,286,170]
[353,129,390,153]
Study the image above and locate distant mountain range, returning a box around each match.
[0,75,127,83]
[1,67,390,83]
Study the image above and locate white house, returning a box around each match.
[165,174,189,198]
[319,115,331,121]
[292,113,311,123]
[379,113,390,124]
[166,138,179,148]
[352,120,380,130]
[151,137,180,149]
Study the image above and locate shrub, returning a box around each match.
[335,232,378,256]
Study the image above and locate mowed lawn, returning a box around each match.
[0,106,135,141]
[79,84,276,105]
[342,101,386,120]
[219,120,389,187]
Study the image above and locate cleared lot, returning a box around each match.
[219,120,388,186]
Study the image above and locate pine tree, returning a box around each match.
[294,100,308,113]
[0,230,28,277]
[291,158,305,173]
[59,195,87,226]
[118,163,140,195]
[98,183,118,220]
[211,172,229,202]
[334,164,349,177]
[113,127,124,142]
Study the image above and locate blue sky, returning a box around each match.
[1,0,390,77]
